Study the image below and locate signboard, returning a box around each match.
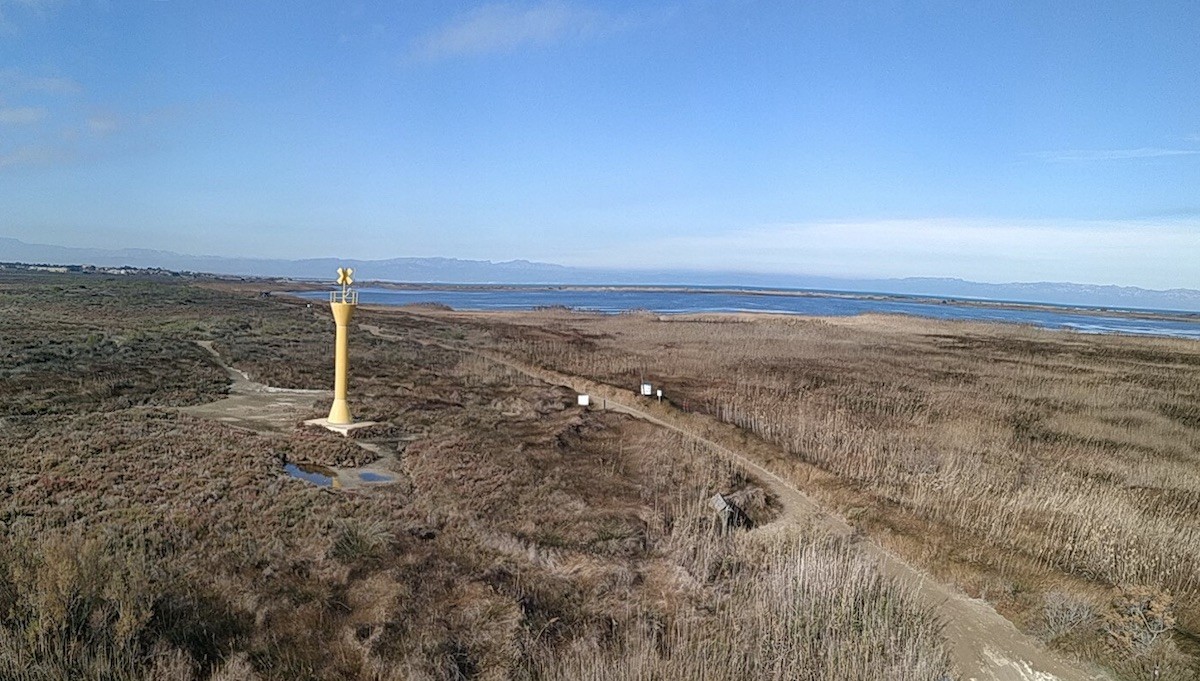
[640,383,653,396]
[577,394,590,406]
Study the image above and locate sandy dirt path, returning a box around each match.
[185,341,402,489]
[360,322,1112,681]
[183,341,331,431]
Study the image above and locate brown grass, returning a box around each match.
[0,273,953,680]
[404,307,1200,677]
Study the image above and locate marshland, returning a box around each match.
[2,270,1197,679]
[0,271,949,680]
[412,305,1200,679]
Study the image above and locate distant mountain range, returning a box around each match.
[3,236,1199,312]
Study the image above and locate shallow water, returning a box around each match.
[283,461,398,488]
[295,287,1200,340]
[284,462,336,487]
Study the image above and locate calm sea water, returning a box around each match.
[296,287,1200,340]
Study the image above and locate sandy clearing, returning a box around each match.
[184,341,403,489]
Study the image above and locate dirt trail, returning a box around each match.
[184,341,330,431]
[185,341,402,489]
[360,322,1112,681]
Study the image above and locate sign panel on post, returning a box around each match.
[640,383,653,396]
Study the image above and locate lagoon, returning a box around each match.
[294,286,1200,340]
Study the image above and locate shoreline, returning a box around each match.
[279,285,1200,341]
[316,282,1200,324]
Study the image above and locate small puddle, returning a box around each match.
[284,462,338,487]
[283,462,398,488]
[359,471,394,483]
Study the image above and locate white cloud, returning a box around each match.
[0,68,82,94]
[0,0,63,33]
[86,112,120,136]
[0,106,44,124]
[565,218,1200,290]
[0,144,74,169]
[2,0,62,11]
[410,2,611,61]
[1029,148,1200,162]
[23,74,81,94]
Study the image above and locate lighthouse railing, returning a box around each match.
[330,290,358,305]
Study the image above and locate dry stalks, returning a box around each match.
[0,274,954,679]
[440,308,1200,674]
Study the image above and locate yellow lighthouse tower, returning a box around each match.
[307,267,376,436]
[328,266,356,424]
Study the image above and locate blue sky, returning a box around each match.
[1,1,1198,288]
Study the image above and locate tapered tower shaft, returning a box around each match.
[327,299,355,424]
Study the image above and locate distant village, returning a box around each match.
[0,261,184,277]
[0,261,332,293]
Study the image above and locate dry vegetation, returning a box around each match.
[406,307,1200,679]
[0,273,952,680]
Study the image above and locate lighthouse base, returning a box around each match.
[304,417,380,437]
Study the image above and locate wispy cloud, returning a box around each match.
[86,112,120,136]
[0,0,63,33]
[0,68,82,95]
[23,74,81,94]
[561,218,1200,290]
[0,106,44,124]
[1029,148,1200,162]
[0,144,75,169]
[2,0,63,13]
[410,2,620,61]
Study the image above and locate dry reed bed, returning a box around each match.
[0,274,954,680]
[435,309,1200,675]
[535,536,950,681]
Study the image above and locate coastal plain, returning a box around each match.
[1,271,1197,679]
